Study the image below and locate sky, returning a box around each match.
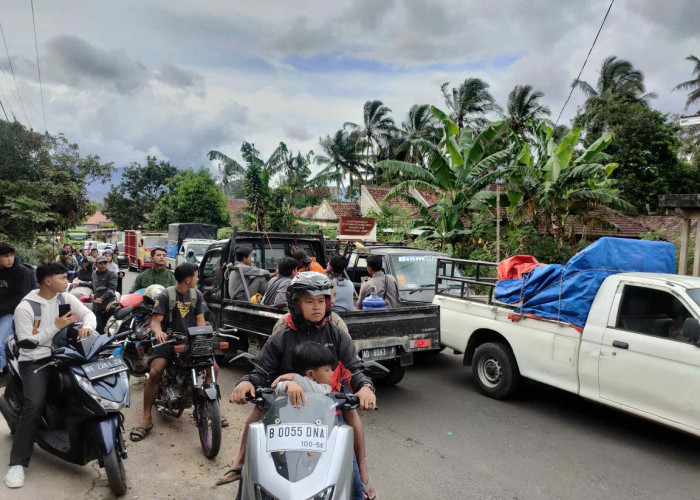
[1,1,699,199]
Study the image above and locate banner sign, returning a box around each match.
[339,217,377,241]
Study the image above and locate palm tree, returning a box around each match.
[673,55,700,112]
[396,104,439,163]
[440,78,501,130]
[208,142,290,196]
[503,85,550,137]
[572,56,655,105]
[312,130,363,200]
[344,100,395,182]
[375,106,514,250]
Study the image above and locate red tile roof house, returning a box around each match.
[312,201,361,224]
[83,211,112,229]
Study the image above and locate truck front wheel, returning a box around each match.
[472,343,520,399]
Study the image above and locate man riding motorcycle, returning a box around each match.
[222,272,378,499]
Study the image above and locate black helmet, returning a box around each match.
[286,272,333,327]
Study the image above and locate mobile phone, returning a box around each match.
[58,304,71,317]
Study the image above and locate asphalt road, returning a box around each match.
[2,269,699,499]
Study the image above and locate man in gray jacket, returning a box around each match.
[357,255,401,309]
[261,257,297,308]
[228,247,273,301]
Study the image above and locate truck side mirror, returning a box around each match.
[682,318,700,345]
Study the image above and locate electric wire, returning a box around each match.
[0,96,9,121]
[0,19,31,128]
[30,0,47,131]
[555,0,616,125]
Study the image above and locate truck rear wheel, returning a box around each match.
[472,343,520,399]
[374,360,405,386]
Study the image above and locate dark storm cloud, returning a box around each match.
[282,124,315,142]
[154,63,204,93]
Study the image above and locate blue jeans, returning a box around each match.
[0,314,13,371]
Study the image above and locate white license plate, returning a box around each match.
[266,424,328,453]
[362,346,396,361]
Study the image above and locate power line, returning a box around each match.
[0,96,9,121]
[0,19,31,128]
[555,0,616,126]
[30,0,47,131]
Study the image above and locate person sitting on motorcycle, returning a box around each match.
[221,272,378,500]
[129,262,225,442]
[56,249,78,272]
[74,257,93,285]
[0,242,35,375]
[4,263,95,489]
[275,341,334,404]
[129,247,177,293]
[91,256,118,334]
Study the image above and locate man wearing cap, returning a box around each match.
[292,249,325,274]
[90,256,118,333]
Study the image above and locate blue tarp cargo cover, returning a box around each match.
[494,237,676,330]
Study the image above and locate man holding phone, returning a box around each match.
[4,263,95,489]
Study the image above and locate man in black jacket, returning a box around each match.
[0,242,35,373]
[220,272,377,498]
[90,256,118,333]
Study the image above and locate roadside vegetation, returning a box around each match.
[2,54,699,265]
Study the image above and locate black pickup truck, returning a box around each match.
[198,230,441,385]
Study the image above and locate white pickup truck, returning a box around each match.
[434,258,700,437]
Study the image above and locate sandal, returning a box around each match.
[215,466,242,486]
[129,425,153,442]
[362,476,377,500]
[221,416,229,428]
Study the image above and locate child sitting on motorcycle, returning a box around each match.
[275,341,334,405]
[221,272,378,499]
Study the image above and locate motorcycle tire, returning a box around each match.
[197,398,222,459]
[103,444,128,497]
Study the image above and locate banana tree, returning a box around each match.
[493,120,631,242]
[375,106,514,250]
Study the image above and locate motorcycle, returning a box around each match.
[0,328,131,496]
[234,352,388,500]
[106,291,155,376]
[153,325,228,458]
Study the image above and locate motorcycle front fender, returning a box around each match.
[195,384,219,402]
[95,414,121,455]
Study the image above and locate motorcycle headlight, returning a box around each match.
[255,485,280,500]
[73,372,128,411]
[307,487,334,500]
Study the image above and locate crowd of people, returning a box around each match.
[0,242,380,499]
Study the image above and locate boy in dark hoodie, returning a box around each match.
[0,242,36,372]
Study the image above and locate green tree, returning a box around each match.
[103,156,177,229]
[313,130,363,200]
[344,100,395,181]
[376,106,513,250]
[577,100,700,213]
[673,55,700,112]
[150,168,229,229]
[440,78,501,130]
[208,142,290,196]
[502,85,551,138]
[0,120,112,242]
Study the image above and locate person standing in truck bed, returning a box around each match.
[357,255,400,310]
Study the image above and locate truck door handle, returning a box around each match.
[612,340,629,349]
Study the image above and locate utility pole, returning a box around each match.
[496,182,501,263]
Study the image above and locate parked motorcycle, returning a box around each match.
[233,352,388,500]
[153,325,228,458]
[0,328,131,496]
[106,291,155,376]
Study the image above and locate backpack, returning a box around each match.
[164,286,198,325]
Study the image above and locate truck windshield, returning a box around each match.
[390,254,460,289]
[144,237,167,248]
[187,243,210,256]
[688,289,700,308]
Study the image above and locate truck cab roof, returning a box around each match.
[616,272,700,289]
